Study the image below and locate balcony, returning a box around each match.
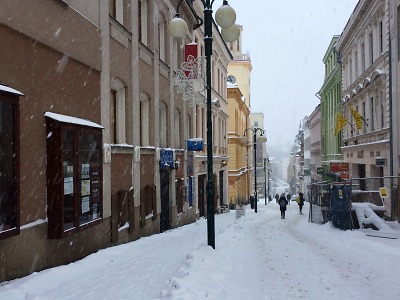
[232,53,250,61]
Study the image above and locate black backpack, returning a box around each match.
[279,199,286,208]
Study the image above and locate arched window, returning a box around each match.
[139,92,149,146]
[110,78,126,144]
[159,101,167,148]
[139,0,148,46]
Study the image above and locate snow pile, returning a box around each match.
[352,202,393,231]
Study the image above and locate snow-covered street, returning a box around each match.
[1,200,400,300]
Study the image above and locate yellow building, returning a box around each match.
[227,86,251,205]
[226,27,253,205]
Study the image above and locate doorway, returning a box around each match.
[198,175,206,217]
[160,169,170,232]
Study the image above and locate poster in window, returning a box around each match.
[93,204,98,219]
[82,163,90,179]
[81,179,91,196]
[64,177,74,195]
[81,196,90,213]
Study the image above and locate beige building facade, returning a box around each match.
[226,27,253,205]
[336,0,393,217]
[0,0,233,281]
[227,85,250,205]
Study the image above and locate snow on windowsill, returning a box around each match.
[21,218,48,230]
[118,222,130,232]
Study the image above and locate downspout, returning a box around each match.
[388,1,397,220]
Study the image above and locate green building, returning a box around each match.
[318,36,343,180]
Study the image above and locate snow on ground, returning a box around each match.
[1,200,400,300]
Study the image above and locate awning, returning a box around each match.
[44,112,104,129]
[0,84,24,96]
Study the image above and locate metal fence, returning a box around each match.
[309,176,400,229]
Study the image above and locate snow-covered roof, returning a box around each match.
[44,112,104,129]
[0,84,24,96]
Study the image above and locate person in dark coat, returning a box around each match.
[278,193,288,219]
[298,192,305,214]
[275,193,279,203]
[286,193,291,205]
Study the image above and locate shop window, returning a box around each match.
[45,112,103,239]
[0,87,21,240]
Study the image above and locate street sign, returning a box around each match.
[379,187,388,198]
[330,162,349,172]
[317,167,324,174]
[187,138,203,151]
[376,157,386,166]
[330,162,349,180]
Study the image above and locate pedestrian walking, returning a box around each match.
[275,193,279,203]
[286,193,291,205]
[278,193,288,219]
[298,192,305,214]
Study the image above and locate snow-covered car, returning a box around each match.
[290,194,299,202]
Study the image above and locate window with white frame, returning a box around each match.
[110,78,126,144]
[355,105,360,135]
[139,0,148,46]
[109,0,124,24]
[159,13,167,62]
[159,101,167,148]
[370,96,375,131]
[361,43,365,72]
[349,58,353,83]
[369,32,374,65]
[379,20,383,54]
[362,102,366,134]
[354,50,358,79]
[139,92,149,146]
[380,92,384,129]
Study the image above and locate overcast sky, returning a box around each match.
[227,0,359,153]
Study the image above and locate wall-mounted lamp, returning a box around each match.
[221,160,227,167]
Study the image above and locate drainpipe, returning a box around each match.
[388,1,397,220]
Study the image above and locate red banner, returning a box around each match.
[184,43,198,78]
[330,162,349,172]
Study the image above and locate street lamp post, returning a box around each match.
[169,0,240,249]
[267,168,271,202]
[264,158,268,205]
[241,128,267,213]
